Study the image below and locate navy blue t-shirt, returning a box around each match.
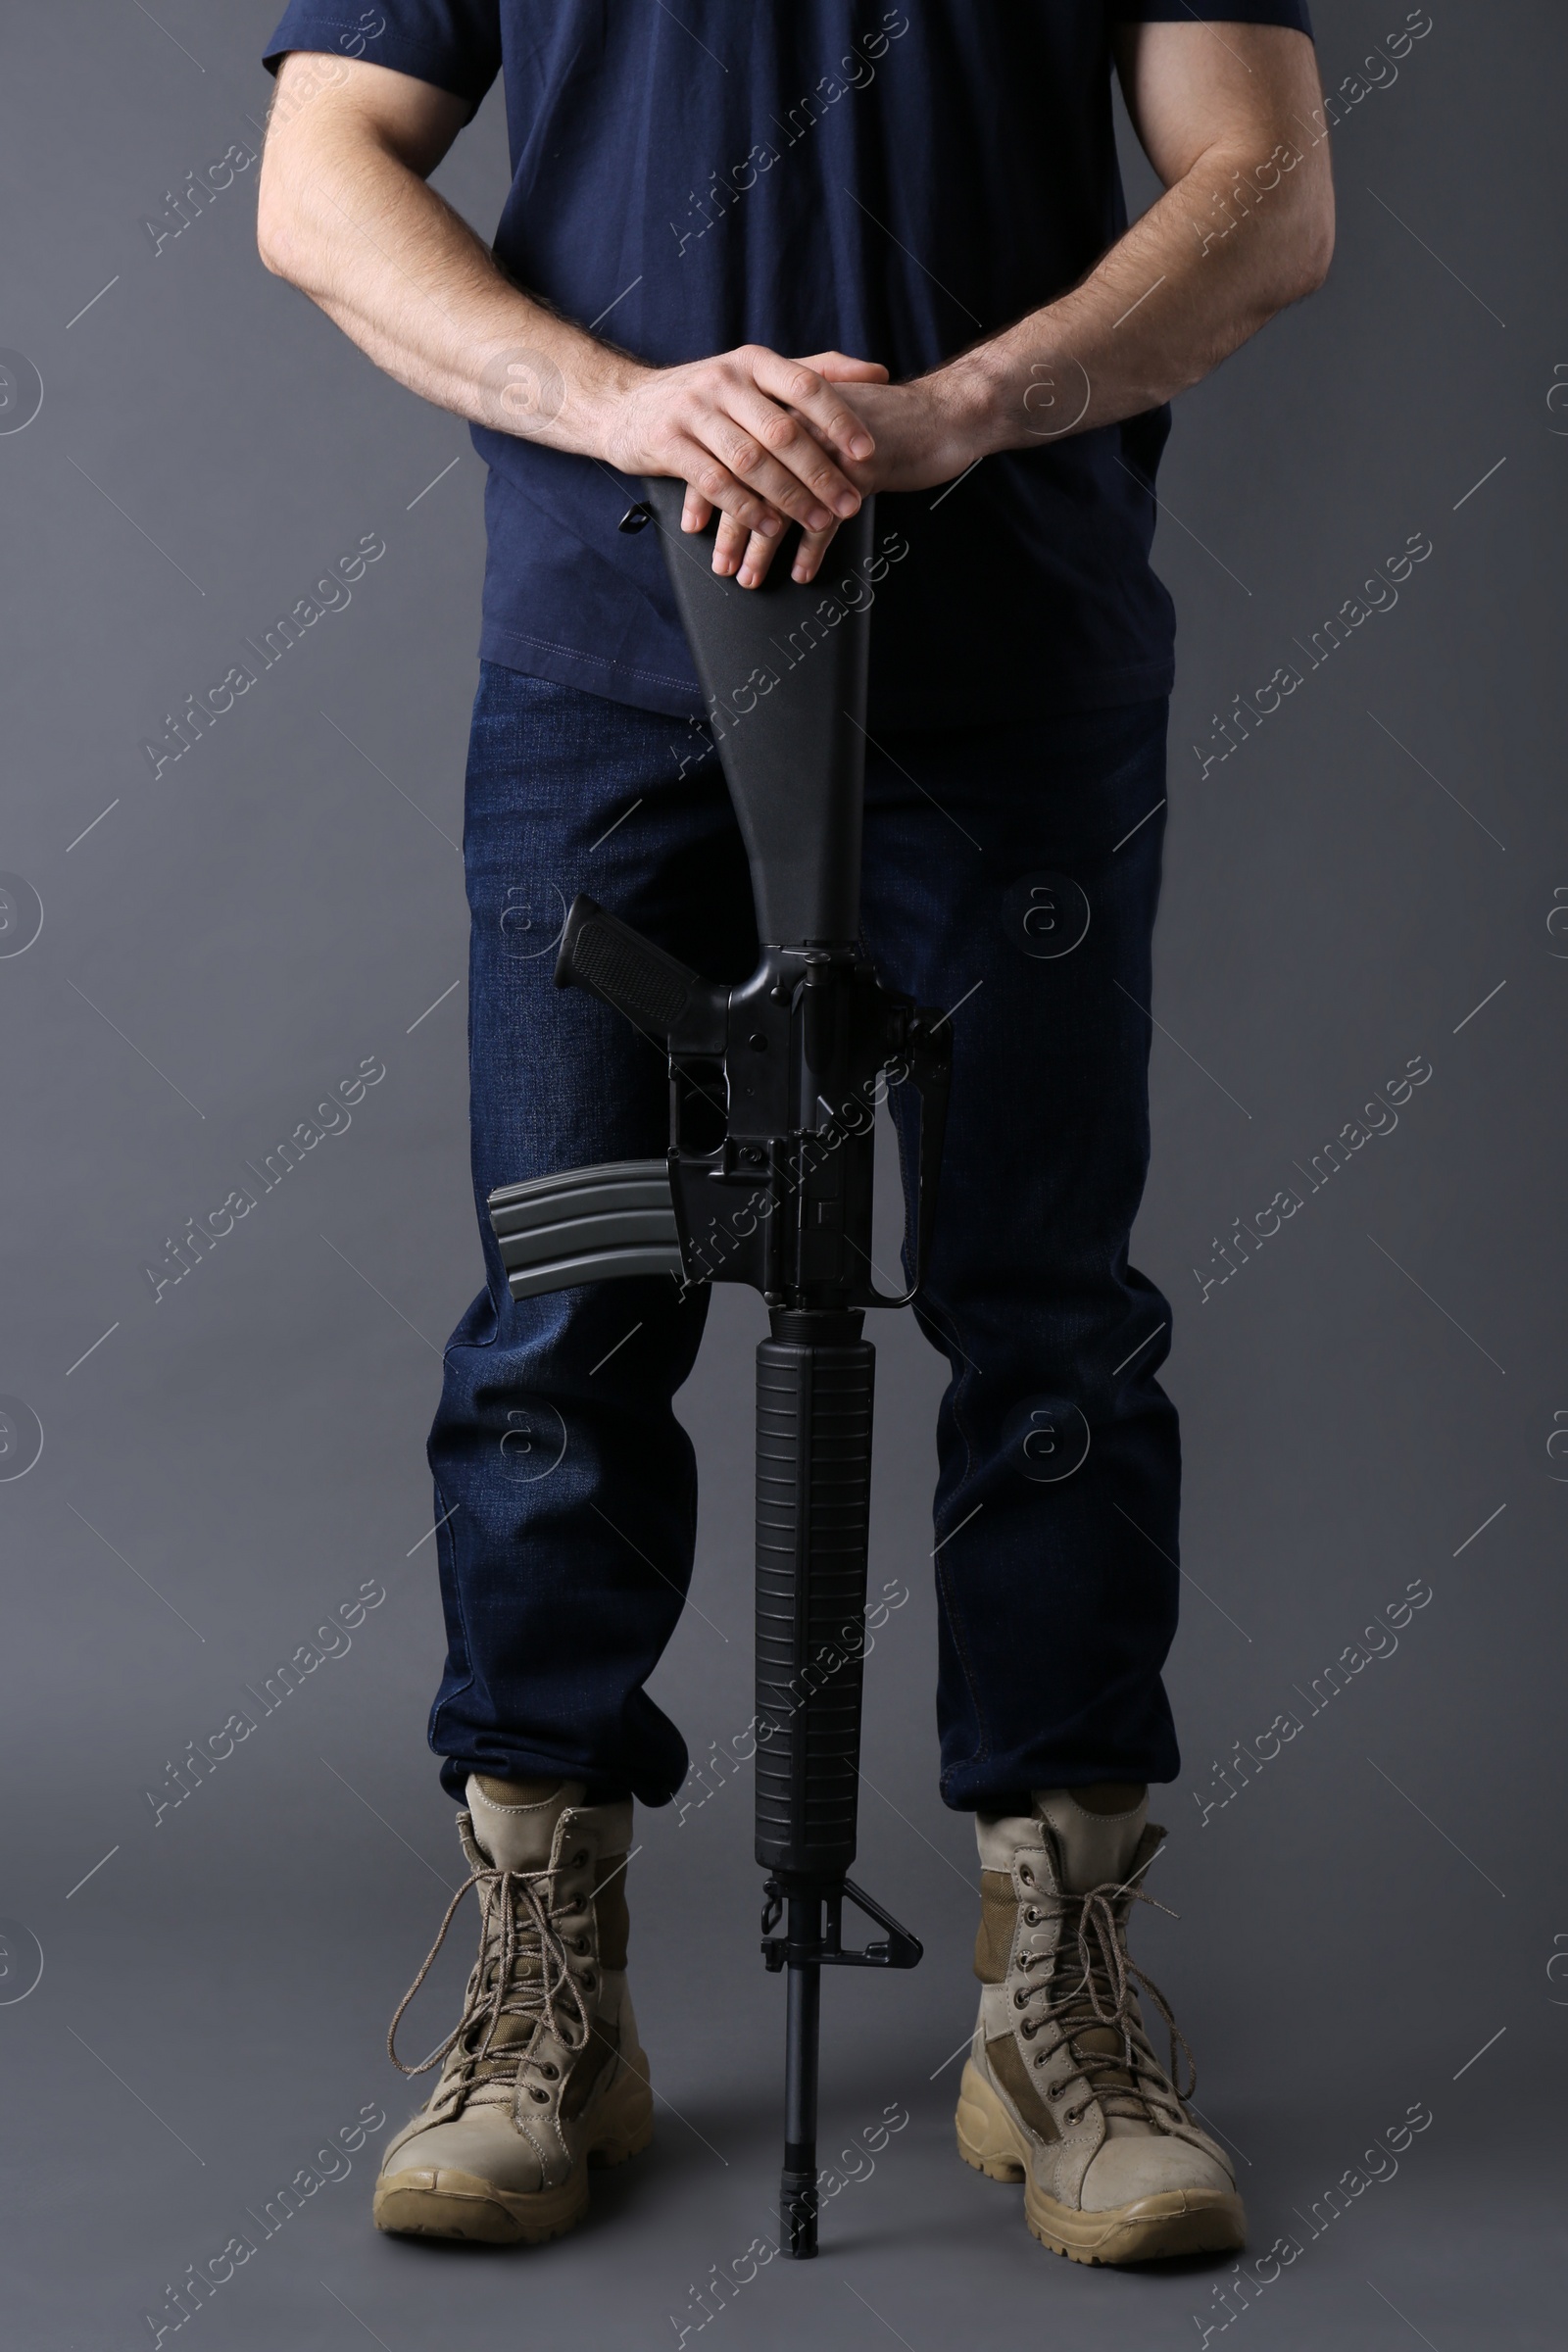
[264,2,1311,725]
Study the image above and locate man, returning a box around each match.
[259,0,1332,2267]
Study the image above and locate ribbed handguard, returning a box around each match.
[754,1314,875,1880]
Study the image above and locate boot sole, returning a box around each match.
[956,2060,1246,2267]
[373,2062,655,2245]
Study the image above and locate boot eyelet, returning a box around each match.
[1018,1866,1035,1886]
[530,2086,550,2103]
[1046,2081,1062,2098]
[1012,1988,1029,2009]
[540,2062,559,2080]
[581,1972,597,1991]
[1023,1908,1041,1925]
[1020,2020,1037,2039]
[571,1848,589,1868]
[572,1936,590,1953]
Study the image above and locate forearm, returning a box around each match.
[257,112,636,454]
[953,126,1333,455]
[871,22,1334,471]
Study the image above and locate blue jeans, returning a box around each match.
[427,665,1181,1811]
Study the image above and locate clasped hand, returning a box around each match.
[606,341,985,588]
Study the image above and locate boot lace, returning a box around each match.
[1014,1856,1198,2132]
[386,1853,593,2107]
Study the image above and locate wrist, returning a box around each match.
[570,347,651,465]
[936,343,1019,463]
[483,326,649,464]
[943,323,1092,457]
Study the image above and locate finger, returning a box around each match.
[664,435,786,539]
[719,388,862,521]
[681,484,713,533]
[799,350,891,385]
[718,484,847,588]
[735,522,788,589]
[710,510,751,576]
[747,348,878,463]
[699,407,845,532]
[788,519,841,586]
[737,512,843,592]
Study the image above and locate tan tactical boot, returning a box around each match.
[955,1784,1245,2265]
[372,1775,653,2244]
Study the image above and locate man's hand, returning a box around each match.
[605,347,881,557]
[705,370,976,588]
[671,353,890,586]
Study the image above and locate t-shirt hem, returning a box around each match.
[478,619,1173,726]
[478,620,704,719]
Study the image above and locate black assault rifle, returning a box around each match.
[485,474,951,2257]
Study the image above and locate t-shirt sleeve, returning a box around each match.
[263,1,502,117]
[1115,4,1312,28]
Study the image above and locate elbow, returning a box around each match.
[255,159,307,281]
[256,192,294,280]
[1293,207,1336,299]
[1258,218,1333,315]
[1280,180,1336,303]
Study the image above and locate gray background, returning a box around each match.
[1,4,1563,2346]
